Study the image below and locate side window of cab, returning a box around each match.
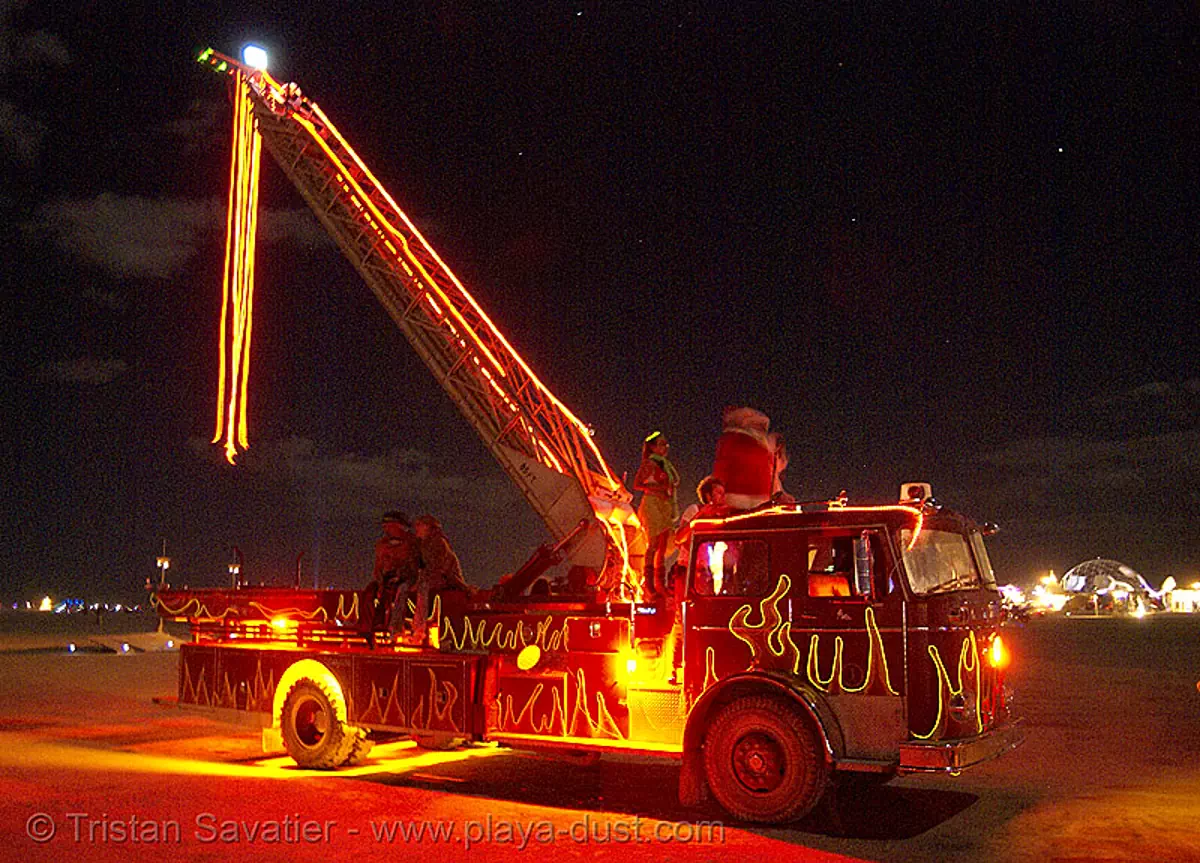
[692,538,771,597]
[805,531,891,600]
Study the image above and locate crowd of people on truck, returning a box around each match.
[365,510,468,647]
[367,404,789,641]
[634,405,792,599]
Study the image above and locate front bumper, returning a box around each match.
[898,719,1025,773]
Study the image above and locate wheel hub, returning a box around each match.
[732,732,785,794]
[295,697,330,748]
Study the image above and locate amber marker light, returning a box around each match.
[989,634,1009,669]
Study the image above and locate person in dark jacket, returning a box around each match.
[407,515,468,643]
[364,511,420,642]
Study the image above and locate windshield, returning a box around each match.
[899,529,981,594]
[968,531,998,588]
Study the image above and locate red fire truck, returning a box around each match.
[156,49,1023,825]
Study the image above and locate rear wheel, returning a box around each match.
[281,679,361,768]
[702,695,828,823]
[341,732,374,766]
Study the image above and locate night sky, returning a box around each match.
[2,2,1196,601]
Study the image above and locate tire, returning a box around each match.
[702,695,828,823]
[341,731,374,767]
[281,679,359,769]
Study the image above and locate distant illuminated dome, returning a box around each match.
[1061,559,1151,594]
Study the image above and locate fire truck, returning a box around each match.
[155,48,1024,825]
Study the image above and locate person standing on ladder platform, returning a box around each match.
[634,431,679,600]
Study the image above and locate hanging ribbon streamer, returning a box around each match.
[212,71,262,465]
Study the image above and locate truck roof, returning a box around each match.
[690,502,982,537]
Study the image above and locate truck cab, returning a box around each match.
[674,496,1022,821]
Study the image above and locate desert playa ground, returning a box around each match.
[0,612,1198,862]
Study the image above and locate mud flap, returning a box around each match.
[678,749,707,807]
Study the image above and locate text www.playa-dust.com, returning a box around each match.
[26,811,725,849]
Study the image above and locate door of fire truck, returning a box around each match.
[681,522,908,760]
[792,525,907,760]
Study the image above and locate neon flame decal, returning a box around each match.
[702,646,720,692]
[410,667,461,732]
[498,668,624,739]
[725,574,899,696]
[153,593,360,625]
[803,607,898,695]
[440,613,569,654]
[359,671,406,726]
[912,631,982,740]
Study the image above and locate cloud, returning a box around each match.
[39,195,217,279]
[0,11,71,76]
[164,97,228,146]
[0,97,46,163]
[15,29,68,67]
[39,194,330,279]
[981,430,1200,475]
[259,208,332,249]
[1090,380,1175,407]
[39,357,128,385]
[187,436,509,519]
[81,285,127,311]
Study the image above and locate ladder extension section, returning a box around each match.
[198,50,635,563]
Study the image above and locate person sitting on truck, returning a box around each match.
[673,475,731,593]
[400,515,469,644]
[766,433,796,506]
[365,511,421,643]
[634,431,680,600]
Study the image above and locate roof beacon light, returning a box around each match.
[242,44,268,71]
[900,482,932,503]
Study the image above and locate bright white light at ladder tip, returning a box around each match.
[242,44,268,71]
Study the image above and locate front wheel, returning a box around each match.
[702,695,828,823]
